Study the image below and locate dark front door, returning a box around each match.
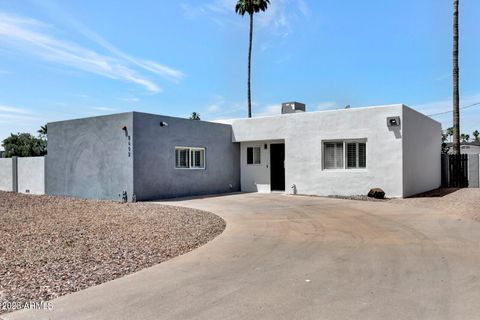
[270,143,285,191]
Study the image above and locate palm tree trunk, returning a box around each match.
[452,0,460,155]
[247,12,253,118]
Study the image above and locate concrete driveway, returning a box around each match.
[5,193,480,320]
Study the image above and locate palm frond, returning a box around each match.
[235,0,270,15]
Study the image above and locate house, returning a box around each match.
[45,103,441,201]
[45,112,240,201]
[445,142,480,154]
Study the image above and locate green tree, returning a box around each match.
[473,130,479,141]
[189,112,201,120]
[235,0,270,118]
[460,133,469,143]
[452,0,461,154]
[2,133,47,157]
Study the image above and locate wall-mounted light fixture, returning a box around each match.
[121,125,128,131]
[264,144,268,149]
[160,121,169,127]
[386,116,401,127]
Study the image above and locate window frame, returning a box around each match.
[246,146,262,165]
[175,146,206,170]
[322,139,367,170]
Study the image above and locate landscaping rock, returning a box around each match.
[0,191,225,315]
[368,188,385,199]
[328,195,387,202]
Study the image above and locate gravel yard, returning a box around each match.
[391,188,480,221]
[327,195,389,202]
[0,191,225,314]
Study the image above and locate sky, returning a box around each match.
[0,0,479,144]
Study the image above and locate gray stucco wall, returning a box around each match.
[17,157,45,194]
[402,107,442,197]
[46,113,134,201]
[0,158,13,191]
[132,112,240,200]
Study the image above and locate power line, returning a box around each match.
[427,102,480,117]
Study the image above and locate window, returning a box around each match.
[190,148,205,169]
[175,148,189,168]
[346,142,366,169]
[324,142,344,169]
[175,147,205,169]
[324,140,367,170]
[247,146,261,165]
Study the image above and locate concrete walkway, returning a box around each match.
[5,193,480,320]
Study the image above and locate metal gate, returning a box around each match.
[448,154,469,187]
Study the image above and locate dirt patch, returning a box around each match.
[391,188,480,221]
[0,192,225,314]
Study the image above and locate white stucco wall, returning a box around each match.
[402,107,442,197]
[17,157,45,194]
[461,145,480,154]
[467,154,479,188]
[224,105,408,197]
[0,158,13,191]
[240,140,283,192]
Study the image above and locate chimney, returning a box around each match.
[281,102,306,114]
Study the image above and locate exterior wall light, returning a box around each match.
[160,121,169,127]
[387,116,401,127]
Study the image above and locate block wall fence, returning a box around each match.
[0,156,45,194]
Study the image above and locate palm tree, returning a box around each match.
[235,0,270,118]
[38,124,47,136]
[460,133,469,143]
[473,130,479,141]
[441,131,449,143]
[189,112,201,120]
[446,127,454,142]
[452,0,460,155]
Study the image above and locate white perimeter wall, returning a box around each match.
[402,107,442,197]
[467,154,480,188]
[224,105,407,197]
[17,157,45,194]
[0,158,13,191]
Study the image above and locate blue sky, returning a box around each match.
[0,0,479,143]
